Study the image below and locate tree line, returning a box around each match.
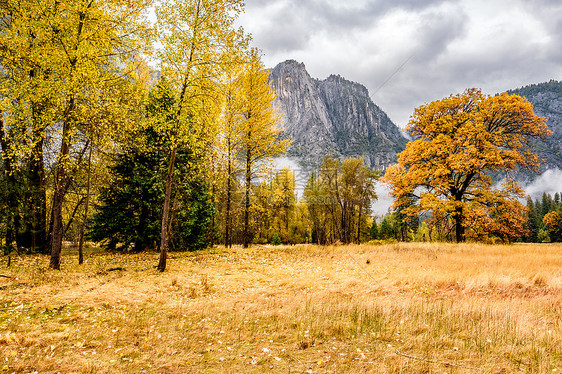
[0,0,379,269]
[0,0,291,270]
[1,1,559,272]
[525,192,562,243]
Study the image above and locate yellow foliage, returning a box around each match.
[383,88,550,242]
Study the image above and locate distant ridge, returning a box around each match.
[508,80,562,179]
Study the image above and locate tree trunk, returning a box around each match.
[158,146,177,272]
[356,204,362,244]
[225,139,232,248]
[50,122,72,270]
[453,206,465,243]
[50,187,65,270]
[243,143,251,248]
[78,144,92,264]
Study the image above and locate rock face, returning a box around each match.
[268,60,407,170]
[507,81,562,179]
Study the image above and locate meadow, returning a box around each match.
[1,242,560,373]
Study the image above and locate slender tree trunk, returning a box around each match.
[50,121,72,270]
[225,139,232,248]
[243,140,251,248]
[356,204,362,244]
[78,144,92,264]
[158,146,177,272]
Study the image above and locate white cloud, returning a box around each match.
[522,169,562,199]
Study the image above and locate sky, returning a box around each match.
[237,0,562,128]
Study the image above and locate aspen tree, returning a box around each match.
[0,0,150,267]
[155,0,246,270]
[217,50,246,248]
[238,49,289,248]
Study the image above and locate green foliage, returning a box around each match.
[369,221,379,240]
[89,80,215,252]
[88,138,164,251]
[88,131,215,252]
[271,233,282,246]
[379,218,393,240]
[537,228,551,243]
[507,80,562,98]
[523,192,562,243]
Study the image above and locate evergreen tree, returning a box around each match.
[369,221,379,240]
[379,218,393,240]
[541,192,552,217]
[89,80,215,252]
[88,128,215,252]
[525,197,539,242]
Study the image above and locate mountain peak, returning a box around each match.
[269,61,407,170]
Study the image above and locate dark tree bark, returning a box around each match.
[50,121,72,270]
[225,140,232,248]
[243,141,251,248]
[158,146,176,272]
[78,144,92,264]
[453,205,465,243]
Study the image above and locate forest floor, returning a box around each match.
[0,242,561,373]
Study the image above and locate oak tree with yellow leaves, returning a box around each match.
[383,89,550,243]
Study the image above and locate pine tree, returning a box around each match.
[369,221,379,240]
[525,197,539,242]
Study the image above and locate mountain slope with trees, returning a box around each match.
[508,80,562,177]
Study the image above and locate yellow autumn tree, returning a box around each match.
[155,0,248,270]
[543,210,562,242]
[0,0,151,268]
[215,47,247,248]
[383,89,550,242]
[239,49,290,248]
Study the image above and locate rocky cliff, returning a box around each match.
[268,60,407,170]
[507,81,562,177]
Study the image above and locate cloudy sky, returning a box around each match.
[237,0,562,128]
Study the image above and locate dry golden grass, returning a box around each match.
[0,242,561,373]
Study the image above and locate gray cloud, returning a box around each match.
[239,0,562,127]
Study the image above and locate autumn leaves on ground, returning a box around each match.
[1,243,560,373]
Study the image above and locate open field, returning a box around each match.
[0,243,561,373]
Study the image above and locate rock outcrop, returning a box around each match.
[508,81,562,176]
[268,60,407,170]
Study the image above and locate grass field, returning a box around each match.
[1,242,561,373]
